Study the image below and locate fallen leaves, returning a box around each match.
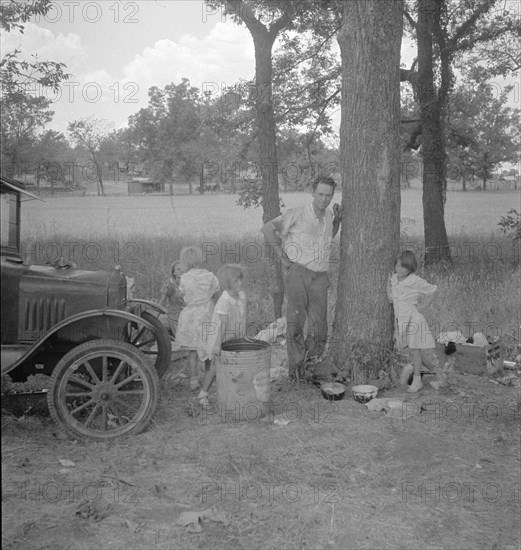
[176,506,228,534]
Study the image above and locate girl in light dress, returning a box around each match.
[175,247,220,390]
[387,250,439,392]
[197,264,247,407]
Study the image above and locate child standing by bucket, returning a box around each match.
[176,247,220,391]
[198,264,247,407]
[158,261,185,337]
[387,250,439,392]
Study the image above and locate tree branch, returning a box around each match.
[404,123,422,152]
[455,25,517,53]
[476,47,521,72]
[269,10,291,37]
[274,28,339,76]
[306,87,341,145]
[224,0,267,37]
[400,68,419,94]
[404,10,417,31]
[448,0,495,50]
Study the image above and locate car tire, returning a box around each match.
[47,339,160,440]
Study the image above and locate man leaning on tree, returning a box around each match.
[261,176,342,380]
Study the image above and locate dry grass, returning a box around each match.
[21,188,520,240]
[2,370,520,550]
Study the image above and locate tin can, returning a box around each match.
[503,360,517,369]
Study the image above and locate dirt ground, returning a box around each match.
[2,355,520,550]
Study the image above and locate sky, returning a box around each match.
[0,0,516,137]
[1,1,260,132]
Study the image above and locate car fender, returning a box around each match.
[126,299,168,315]
[1,309,156,375]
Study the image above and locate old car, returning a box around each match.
[1,176,171,440]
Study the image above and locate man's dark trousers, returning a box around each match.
[285,262,329,377]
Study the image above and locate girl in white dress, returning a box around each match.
[387,251,438,392]
[198,265,247,407]
[176,247,219,390]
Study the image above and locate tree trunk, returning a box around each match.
[332,0,403,380]
[95,162,104,196]
[251,27,284,318]
[98,167,105,196]
[417,0,451,264]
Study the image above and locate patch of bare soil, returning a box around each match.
[2,360,520,550]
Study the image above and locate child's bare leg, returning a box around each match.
[188,351,200,390]
[201,363,216,393]
[407,349,423,393]
[399,349,414,385]
[198,362,216,407]
[196,359,206,379]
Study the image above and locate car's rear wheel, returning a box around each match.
[124,311,171,378]
[48,340,160,440]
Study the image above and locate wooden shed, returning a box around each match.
[127,180,165,195]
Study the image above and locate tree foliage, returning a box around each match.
[1,0,69,173]
[0,0,69,96]
[1,92,54,165]
[30,129,71,185]
[68,118,114,195]
[128,79,253,192]
[448,67,520,189]
[0,0,51,32]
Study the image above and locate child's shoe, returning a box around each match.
[407,375,423,393]
[190,377,201,391]
[198,390,210,408]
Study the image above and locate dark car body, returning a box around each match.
[0,176,167,381]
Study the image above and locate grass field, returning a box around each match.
[19,187,521,341]
[3,187,521,550]
[21,187,520,240]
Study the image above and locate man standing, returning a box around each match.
[261,176,342,379]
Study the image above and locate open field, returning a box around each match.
[21,188,521,240]
[17,187,521,345]
[3,187,521,550]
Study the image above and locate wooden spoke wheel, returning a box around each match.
[124,311,171,378]
[48,340,160,440]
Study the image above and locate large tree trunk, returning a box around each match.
[223,0,287,319]
[332,0,403,381]
[251,25,284,318]
[417,0,451,264]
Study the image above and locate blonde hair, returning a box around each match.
[180,246,203,270]
[217,264,243,292]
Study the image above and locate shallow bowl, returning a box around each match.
[351,384,379,403]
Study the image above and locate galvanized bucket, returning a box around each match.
[216,339,271,422]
